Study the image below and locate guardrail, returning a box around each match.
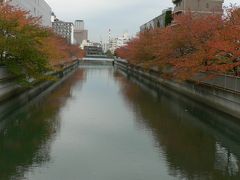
[116,60,240,94]
[195,73,240,93]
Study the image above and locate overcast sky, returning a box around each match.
[46,0,240,42]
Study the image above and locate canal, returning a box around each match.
[0,66,240,180]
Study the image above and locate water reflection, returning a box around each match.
[0,66,240,180]
[0,69,86,180]
[114,71,240,179]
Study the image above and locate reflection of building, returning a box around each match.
[2,0,52,27]
[52,20,74,44]
[140,8,172,32]
[172,0,223,16]
[74,20,88,46]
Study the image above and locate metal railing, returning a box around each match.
[196,73,240,93]
[116,60,240,94]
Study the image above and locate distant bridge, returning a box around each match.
[82,57,114,62]
[80,56,115,66]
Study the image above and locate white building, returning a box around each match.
[108,32,130,54]
[117,32,130,47]
[102,42,110,53]
[52,20,74,44]
[3,0,52,27]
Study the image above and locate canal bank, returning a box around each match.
[0,60,79,120]
[116,61,240,119]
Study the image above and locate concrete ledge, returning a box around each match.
[116,61,240,119]
[0,61,79,120]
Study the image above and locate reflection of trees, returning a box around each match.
[0,69,85,180]
[114,71,240,179]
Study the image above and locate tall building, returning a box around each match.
[75,20,84,31]
[140,8,172,32]
[74,20,88,46]
[74,30,88,45]
[1,0,52,27]
[173,0,223,16]
[52,20,74,44]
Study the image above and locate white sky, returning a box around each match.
[46,0,240,42]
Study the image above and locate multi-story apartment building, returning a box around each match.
[1,0,52,27]
[74,20,88,46]
[140,8,172,32]
[52,20,74,44]
[173,0,223,16]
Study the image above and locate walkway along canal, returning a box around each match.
[0,64,240,179]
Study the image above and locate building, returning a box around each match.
[1,0,52,27]
[75,20,84,30]
[116,32,130,48]
[52,20,74,44]
[140,8,173,32]
[84,42,103,56]
[172,0,223,16]
[74,20,88,46]
[74,30,88,45]
[108,32,130,54]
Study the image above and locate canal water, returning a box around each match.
[0,66,240,180]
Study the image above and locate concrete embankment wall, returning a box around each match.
[116,61,240,119]
[0,61,79,120]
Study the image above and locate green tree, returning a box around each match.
[106,50,114,58]
[0,5,50,84]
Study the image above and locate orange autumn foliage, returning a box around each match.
[40,33,84,67]
[116,7,240,79]
[0,4,84,82]
[0,3,83,85]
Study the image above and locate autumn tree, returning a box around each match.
[205,7,240,75]
[165,13,223,79]
[0,4,84,84]
[0,4,50,83]
[116,7,240,80]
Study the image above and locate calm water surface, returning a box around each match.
[0,66,240,180]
